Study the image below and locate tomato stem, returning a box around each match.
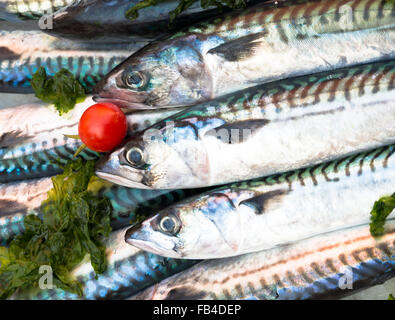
[73,143,87,158]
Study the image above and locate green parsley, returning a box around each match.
[0,159,112,299]
[389,294,395,300]
[369,193,395,237]
[31,67,85,115]
[125,0,246,23]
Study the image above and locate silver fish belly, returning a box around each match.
[125,144,395,259]
[96,60,395,189]
[94,0,395,109]
[129,221,395,300]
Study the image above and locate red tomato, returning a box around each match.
[78,103,127,152]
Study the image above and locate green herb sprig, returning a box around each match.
[125,0,246,23]
[31,67,85,115]
[369,193,395,237]
[0,159,112,299]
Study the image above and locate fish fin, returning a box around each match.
[239,189,289,214]
[0,130,31,149]
[205,119,270,144]
[164,287,207,300]
[208,32,267,62]
[0,200,28,217]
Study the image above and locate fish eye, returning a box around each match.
[125,147,145,167]
[159,215,180,235]
[123,71,146,90]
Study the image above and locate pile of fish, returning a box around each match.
[1,0,394,300]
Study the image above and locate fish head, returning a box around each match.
[95,121,210,188]
[125,190,246,259]
[93,35,213,109]
[124,206,189,258]
[46,0,133,37]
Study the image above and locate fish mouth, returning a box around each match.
[92,95,154,110]
[125,238,175,257]
[95,171,151,189]
[125,224,181,258]
[95,154,151,188]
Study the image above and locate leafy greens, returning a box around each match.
[31,67,85,115]
[0,159,112,299]
[369,193,395,237]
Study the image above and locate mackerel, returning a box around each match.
[125,144,395,259]
[45,0,252,40]
[96,60,395,189]
[0,29,148,93]
[130,221,395,300]
[94,0,395,109]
